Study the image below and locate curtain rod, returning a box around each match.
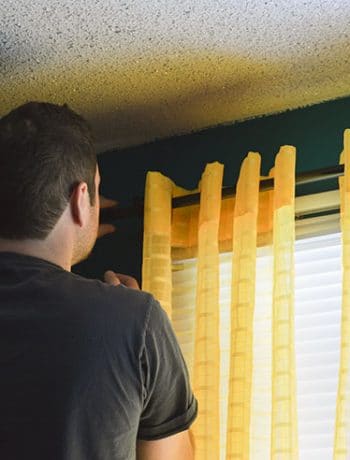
[100,164,344,223]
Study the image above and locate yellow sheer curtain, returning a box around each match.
[334,129,350,459]
[225,147,298,460]
[271,146,298,459]
[192,162,223,458]
[226,152,261,459]
[142,164,223,458]
[142,171,173,318]
[141,147,305,459]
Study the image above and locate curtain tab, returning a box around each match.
[274,145,296,209]
[198,162,224,224]
[234,152,261,217]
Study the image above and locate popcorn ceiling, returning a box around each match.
[1,0,350,151]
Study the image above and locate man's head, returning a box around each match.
[0,102,100,265]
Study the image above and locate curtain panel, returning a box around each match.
[142,137,349,459]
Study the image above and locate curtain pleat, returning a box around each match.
[142,171,173,318]
[334,129,350,459]
[271,146,298,459]
[226,153,261,459]
[192,162,223,459]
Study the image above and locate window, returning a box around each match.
[172,191,342,459]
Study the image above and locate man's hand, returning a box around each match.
[104,271,140,290]
[98,195,117,239]
[97,196,140,290]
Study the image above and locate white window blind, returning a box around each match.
[172,192,342,459]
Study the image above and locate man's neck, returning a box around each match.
[0,239,72,272]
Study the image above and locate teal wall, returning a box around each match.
[73,96,350,282]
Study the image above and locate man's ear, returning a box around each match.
[70,182,90,227]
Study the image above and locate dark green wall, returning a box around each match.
[73,96,350,282]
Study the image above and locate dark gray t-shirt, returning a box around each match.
[0,252,197,460]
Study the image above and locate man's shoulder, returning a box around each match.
[59,270,155,324]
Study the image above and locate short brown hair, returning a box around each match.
[0,102,97,239]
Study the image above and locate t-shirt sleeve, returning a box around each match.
[137,298,198,440]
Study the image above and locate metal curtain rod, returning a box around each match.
[99,164,344,223]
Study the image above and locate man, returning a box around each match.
[0,102,197,459]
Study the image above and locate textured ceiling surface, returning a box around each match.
[1,0,350,152]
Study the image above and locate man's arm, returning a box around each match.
[136,430,193,460]
[103,272,197,458]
